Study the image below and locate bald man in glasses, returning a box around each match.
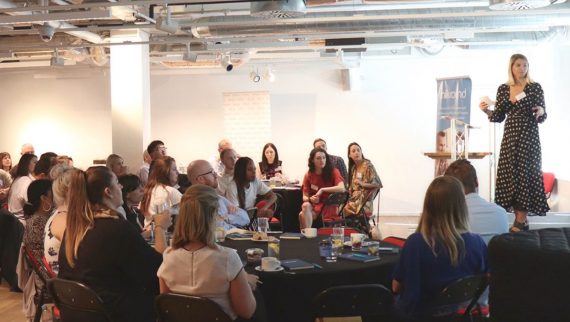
[187,160,249,229]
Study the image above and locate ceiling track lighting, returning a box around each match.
[50,48,64,67]
[182,43,198,62]
[220,54,233,72]
[250,68,261,82]
[155,6,179,34]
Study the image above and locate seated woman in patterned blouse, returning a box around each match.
[343,142,382,232]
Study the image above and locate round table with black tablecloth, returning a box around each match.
[221,235,400,322]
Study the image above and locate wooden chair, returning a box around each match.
[47,278,112,322]
[155,293,232,322]
[311,284,393,322]
[429,274,489,322]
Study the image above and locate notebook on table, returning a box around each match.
[280,233,303,240]
[340,253,381,263]
[280,259,315,271]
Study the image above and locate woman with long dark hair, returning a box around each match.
[343,142,382,232]
[299,148,345,229]
[225,157,276,218]
[58,166,166,322]
[119,174,145,233]
[7,153,37,224]
[392,176,487,321]
[257,143,283,180]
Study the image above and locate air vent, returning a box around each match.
[489,0,565,10]
[250,0,306,18]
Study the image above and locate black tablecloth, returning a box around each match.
[222,236,399,322]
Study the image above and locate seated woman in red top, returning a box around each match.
[299,148,345,229]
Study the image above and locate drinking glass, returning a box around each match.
[268,239,280,258]
[257,217,269,233]
[367,241,380,256]
[331,227,344,256]
[215,220,226,243]
[351,233,364,251]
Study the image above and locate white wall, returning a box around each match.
[1,44,568,214]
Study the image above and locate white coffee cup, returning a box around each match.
[480,96,495,107]
[261,257,281,271]
[301,227,317,238]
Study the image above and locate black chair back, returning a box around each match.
[155,293,232,322]
[430,274,489,321]
[244,207,258,231]
[47,278,112,322]
[318,192,349,227]
[311,284,393,321]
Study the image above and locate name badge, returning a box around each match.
[515,92,526,101]
[311,184,319,191]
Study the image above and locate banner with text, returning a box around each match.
[434,76,472,176]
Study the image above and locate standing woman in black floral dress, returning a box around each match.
[479,53,549,232]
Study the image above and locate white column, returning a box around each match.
[110,30,151,173]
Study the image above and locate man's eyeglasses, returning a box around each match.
[196,169,215,180]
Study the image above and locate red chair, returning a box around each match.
[543,172,556,199]
[317,227,361,237]
[382,236,406,248]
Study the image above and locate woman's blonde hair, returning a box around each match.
[417,176,469,266]
[50,164,74,206]
[506,53,533,86]
[64,166,117,267]
[170,184,219,250]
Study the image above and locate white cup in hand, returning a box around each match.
[480,96,495,107]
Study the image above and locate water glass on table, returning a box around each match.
[331,227,344,255]
[367,241,380,256]
[215,220,226,243]
[351,233,365,251]
[258,217,269,233]
[268,239,280,258]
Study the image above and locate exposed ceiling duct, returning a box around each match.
[489,0,566,10]
[250,0,307,18]
[189,7,570,39]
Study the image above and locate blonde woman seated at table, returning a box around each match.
[299,148,345,229]
[392,176,488,321]
[158,184,256,321]
[343,142,382,232]
[257,143,283,180]
[225,157,277,218]
[140,156,182,226]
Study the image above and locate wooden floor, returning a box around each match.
[0,278,26,322]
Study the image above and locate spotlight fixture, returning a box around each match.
[155,6,178,34]
[250,69,261,83]
[263,67,275,82]
[220,55,233,72]
[39,23,55,42]
[50,49,64,67]
[182,44,198,62]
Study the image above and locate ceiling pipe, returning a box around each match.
[0,0,105,43]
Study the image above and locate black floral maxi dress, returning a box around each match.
[488,82,549,215]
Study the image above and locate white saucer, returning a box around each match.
[255,265,284,272]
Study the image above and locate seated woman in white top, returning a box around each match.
[158,184,256,320]
[140,156,182,226]
[225,157,276,218]
[8,153,37,224]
